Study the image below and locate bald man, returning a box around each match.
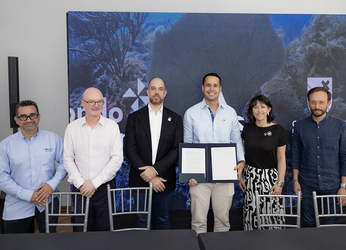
[125,78,183,229]
[64,87,123,231]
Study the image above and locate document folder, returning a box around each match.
[178,143,238,183]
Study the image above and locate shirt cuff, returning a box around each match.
[152,167,159,176]
[69,176,85,190]
[18,189,35,203]
[92,177,103,189]
[46,179,58,191]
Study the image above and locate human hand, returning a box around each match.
[234,161,245,182]
[36,183,53,205]
[238,176,245,191]
[270,184,283,195]
[80,180,96,198]
[30,191,45,206]
[139,166,157,182]
[188,179,198,186]
[150,176,166,193]
[293,181,303,199]
[337,187,346,206]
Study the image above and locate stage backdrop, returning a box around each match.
[67,12,346,209]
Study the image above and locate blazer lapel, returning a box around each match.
[138,106,152,147]
[157,107,170,152]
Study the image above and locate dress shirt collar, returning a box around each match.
[309,113,329,125]
[148,103,163,115]
[200,98,224,110]
[18,128,40,140]
[81,115,105,126]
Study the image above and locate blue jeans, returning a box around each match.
[300,182,340,227]
[137,191,173,230]
[4,197,59,233]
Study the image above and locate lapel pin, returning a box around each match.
[264,131,272,137]
[168,117,172,121]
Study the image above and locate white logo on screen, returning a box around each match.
[123,78,149,112]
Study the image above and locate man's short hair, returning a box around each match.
[16,100,39,116]
[307,87,331,101]
[202,73,222,86]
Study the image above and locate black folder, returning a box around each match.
[178,143,238,183]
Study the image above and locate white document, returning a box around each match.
[181,148,205,175]
[211,147,237,181]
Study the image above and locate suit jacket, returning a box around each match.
[124,105,183,194]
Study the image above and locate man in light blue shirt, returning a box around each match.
[184,73,245,234]
[0,100,66,233]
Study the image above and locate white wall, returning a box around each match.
[1,0,345,190]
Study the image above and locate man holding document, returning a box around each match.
[183,73,245,234]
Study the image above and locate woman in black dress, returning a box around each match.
[238,95,287,230]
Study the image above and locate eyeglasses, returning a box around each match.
[83,100,105,106]
[17,113,39,121]
[308,101,329,106]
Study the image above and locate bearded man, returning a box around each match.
[124,78,183,229]
[292,87,346,227]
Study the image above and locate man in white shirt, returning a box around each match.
[125,78,183,229]
[64,87,123,231]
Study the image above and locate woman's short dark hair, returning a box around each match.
[247,95,274,125]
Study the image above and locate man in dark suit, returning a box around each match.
[125,78,183,229]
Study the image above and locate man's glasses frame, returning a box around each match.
[83,100,105,106]
[17,113,39,121]
[308,101,329,106]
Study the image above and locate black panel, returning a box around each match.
[8,57,19,128]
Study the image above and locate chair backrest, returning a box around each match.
[107,183,153,231]
[312,191,346,228]
[255,191,301,230]
[45,192,90,233]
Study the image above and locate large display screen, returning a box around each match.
[67,12,346,209]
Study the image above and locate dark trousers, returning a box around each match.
[137,191,173,230]
[300,182,340,227]
[73,180,115,232]
[4,197,59,234]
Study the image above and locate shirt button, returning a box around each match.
[317,146,319,148]
[317,137,319,139]
[318,156,320,158]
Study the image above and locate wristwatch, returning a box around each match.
[341,183,346,189]
[276,180,284,187]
